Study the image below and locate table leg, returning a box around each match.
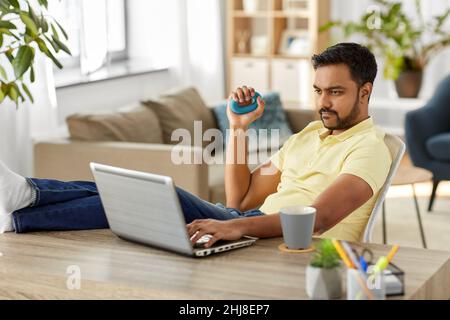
[382,201,387,245]
[412,184,427,249]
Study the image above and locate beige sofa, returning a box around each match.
[34,88,316,204]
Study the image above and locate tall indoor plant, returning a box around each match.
[320,0,450,98]
[0,0,70,106]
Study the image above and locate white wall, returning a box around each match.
[55,69,179,124]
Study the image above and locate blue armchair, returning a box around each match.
[405,74,450,211]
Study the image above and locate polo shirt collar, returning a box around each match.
[318,117,374,142]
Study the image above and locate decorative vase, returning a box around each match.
[394,70,423,98]
[306,265,343,300]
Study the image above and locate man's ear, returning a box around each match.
[360,82,373,102]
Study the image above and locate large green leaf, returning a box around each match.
[0,27,13,36]
[30,64,35,83]
[5,49,14,63]
[20,13,38,35]
[46,50,62,69]
[39,14,48,33]
[22,83,33,103]
[7,0,19,9]
[0,20,16,29]
[35,37,48,53]
[44,34,59,52]
[53,36,71,55]
[50,23,58,40]
[0,64,7,80]
[12,45,34,79]
[29,5,39,25]
[37,39,62,69]
[54,20,68,40]
[12,82,24,103]
[37,0,48,9]
[8,84,18,104]
[0,27,20,40]
[0,86,5,104]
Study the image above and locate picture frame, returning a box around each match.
[279,29,310,56]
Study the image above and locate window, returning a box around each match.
[49,0,128,74]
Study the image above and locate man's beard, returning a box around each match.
[319,96,360,131]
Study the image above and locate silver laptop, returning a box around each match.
[90,163,257,257]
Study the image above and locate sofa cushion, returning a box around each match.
[66,103,164,143]
[142,87,217,147]
[213,92,293,152]
[426,133,450,161]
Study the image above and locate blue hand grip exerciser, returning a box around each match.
[230,92,261,114]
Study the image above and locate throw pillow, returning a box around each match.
[142,87,217,147]
[66,102,164,143]
[213,92,293,152]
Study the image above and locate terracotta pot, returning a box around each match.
[394,70,423,98]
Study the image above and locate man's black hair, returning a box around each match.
[312,43,378,86]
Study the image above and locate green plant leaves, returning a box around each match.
[1,0,71,106]
[0,87,5,103]
[51,23,59,40]
[22,82,33,103]
[20,13,38,35]
[54,20,68,40]
[8,83,18,103]
[12,45,34,79]
[53,36,71,55]
[0,21,17,29]
[7,0,19,9]
[0,64,7,80]
[39,14,49,33]
[37,0,48,9]
[36,38,63,68]
[310,239,340,269]
[30,64,35,83]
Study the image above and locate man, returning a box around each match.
[187,42,391,246]
[0,43,391,247]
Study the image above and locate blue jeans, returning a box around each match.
[12,178,264,233]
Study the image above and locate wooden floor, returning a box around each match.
[372,154,450,250]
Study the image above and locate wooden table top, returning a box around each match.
[0,229,449,300]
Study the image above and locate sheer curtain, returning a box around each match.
[184,0,226,103]
[0,57,58,177]
[128,0,226,103]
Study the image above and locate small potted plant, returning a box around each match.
[306,239,343,300]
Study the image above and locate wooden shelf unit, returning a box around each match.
[227,0,330,108]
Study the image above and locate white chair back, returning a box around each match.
[363,134,406,243]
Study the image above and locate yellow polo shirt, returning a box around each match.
[259,118,392,242]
